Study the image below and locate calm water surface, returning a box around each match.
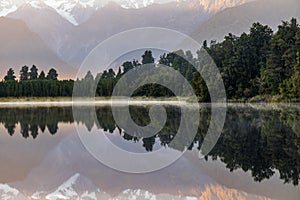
[0,104,299,200]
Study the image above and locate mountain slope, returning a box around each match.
[0,17,75,78]
[1,0,100,25]
[191,0,300,43]
[43,0,101,25]
[45,173,104,200]
[8,1,74,60]
[3,0,250,69]
[60,1,211,67]
[2,0,249,25]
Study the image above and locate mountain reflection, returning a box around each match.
[0,104,299,186]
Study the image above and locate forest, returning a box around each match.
[0,66,74,97]
[1,18,300,101]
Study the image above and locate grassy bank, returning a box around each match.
[0,96,298,103]
[246,95,299,103]
[0,96,181,102]
[0,97,72,102]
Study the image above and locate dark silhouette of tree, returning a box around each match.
[116,67,122,79]
[39,71,46,79]
[84,70,94,80]
[47,123,58,135]
[122,61,134,74]
[142,50,154,64]
[20,123,29,138]
[143,137,156,152]
[30,124,39,139]
[4,68,16,81]
[20,65,29,81]
[4,123,15,136]
[47,68,58,80]
[29,65,39,80]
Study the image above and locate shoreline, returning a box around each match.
[0,97,299,105]
[0,97,299,108]
[0,97,190,107]
[0,100,187,107]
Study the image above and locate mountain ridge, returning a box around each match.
[2,0,300,75]
[0,17,76,79]
[191,0,300,43]
[2,173,273,200]
[1,0,248,25]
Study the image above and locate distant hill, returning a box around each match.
[191,0,300,44]
[0,17,75,79]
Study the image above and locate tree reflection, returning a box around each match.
[208,106,300,185]
[0,105,299,185]
[0,107,73,138]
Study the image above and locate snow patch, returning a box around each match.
[81,191,97,200]
[79,0,95,8]
[0,183,20,200]
[121,189,157,200]
[45,173,80,200]
[0,4,17,17]
[0,181,271,200]
[184,197,198,200]
[143,0,154,7]
[44,0,79,25]
[27,0,43,9]
[31,191,46,199]
[116,0,155,9]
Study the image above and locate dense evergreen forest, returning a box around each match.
[1,18,300,101]
[0,66,74,97]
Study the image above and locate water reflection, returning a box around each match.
[0,104,299,186]
[0,107,74,137]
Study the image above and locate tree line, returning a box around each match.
[205,18,300,101]
[0,66,73,97]
[92,18,300,101]
[64,17,300,102]
[1,18,300,101]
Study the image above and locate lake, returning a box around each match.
[0,103,299,200]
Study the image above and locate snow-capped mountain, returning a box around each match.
[43,0,101,25]
[3,0,249,68]
[0,183,27,200]
[2,0,159,25]
[44,173,105,200]
[8,0,75,57]
[2,0,249,25]
[115,0,155,9]
[1,0,101,25]
[198,0,247,13]
[2,173,272,200]
[115,0,247,11]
